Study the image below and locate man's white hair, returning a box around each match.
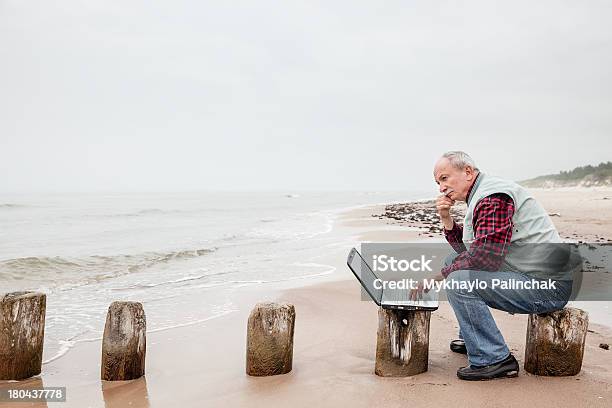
[441,151,479,171]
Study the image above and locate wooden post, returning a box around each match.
[524,307,589,376]
[246,302,295,376]
[0,291,46,380]
[101,301,146,381]
[375,308,431,377]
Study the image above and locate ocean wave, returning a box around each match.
[101,208,181,218]
[97,206,231,219]
[211,264,337,288]
[132,208,167,216]
[0,247,217,283]
[110,270,236,291]
[245,211,335,241]
[0,203,28,209]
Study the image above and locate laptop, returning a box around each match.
[346,247,439,311]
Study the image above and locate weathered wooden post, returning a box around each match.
[0,292,46,380]
[375,308,431,377]
[246,302,295,376]
[524,307,589,376]
[101,301,146,381]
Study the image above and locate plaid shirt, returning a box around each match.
[441,175,515,278]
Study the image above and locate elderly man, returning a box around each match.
[424,151,574,381]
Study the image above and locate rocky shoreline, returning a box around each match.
[371,198,612,243]
[372,199,466,237]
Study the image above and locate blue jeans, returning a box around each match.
[443,252,572,367]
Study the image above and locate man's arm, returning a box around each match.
[444,221,467,254]
[441,194,515,278]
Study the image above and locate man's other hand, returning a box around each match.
[409,273,445,301]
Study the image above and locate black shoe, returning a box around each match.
[457,354,519,381]
[450,339,467,354]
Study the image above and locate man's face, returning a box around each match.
[433,158,477,202]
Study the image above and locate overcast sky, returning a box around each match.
[1,0,611,193]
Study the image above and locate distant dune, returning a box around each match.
[520,161,612,188]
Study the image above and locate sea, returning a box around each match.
[0,191,427,364]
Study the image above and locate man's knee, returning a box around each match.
[447,268,472,283]
[445,269,474,299]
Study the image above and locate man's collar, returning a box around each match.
[465,172,481,205]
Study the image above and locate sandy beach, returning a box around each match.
[2,187,612,408]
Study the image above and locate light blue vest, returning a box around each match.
[462,173,576,280]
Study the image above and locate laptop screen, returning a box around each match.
[347,248,383,305]
[347,247,439,309]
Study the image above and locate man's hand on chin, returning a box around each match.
[409,272,445,301]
